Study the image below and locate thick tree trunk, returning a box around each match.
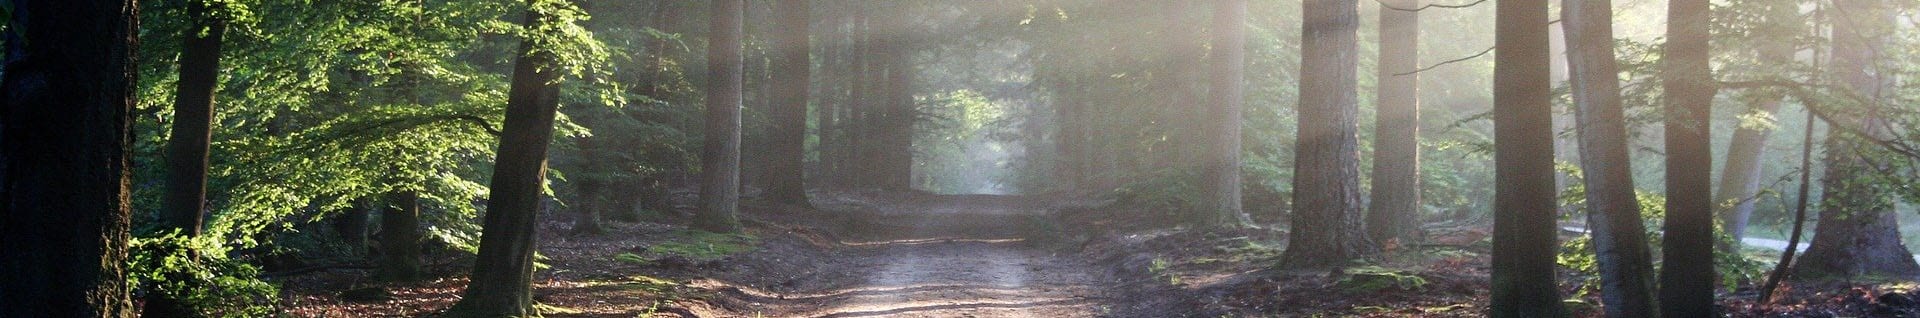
[696,0,746,233]
[1281,0,1375,268]
[1562,1,1658,316]
[0,0,140,316]
[1659,0,1718,316]
[1366,0,1421,244]
[767,0,812,206]
[1489,0,1566,316]
[379,191,424,282]
[1794,0,1920,280]
[572,176,607,236]
[334,199,372,252]
[875,3,915,191]
[145,1,226,315]
[446,3,567,316]
[1197,0,1247,228]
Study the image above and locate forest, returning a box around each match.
[7,0,1920,317]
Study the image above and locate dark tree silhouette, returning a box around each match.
[380,191,424,282]
[1659,0,1718,316]
[0,0,141,316]
[147,0,228,315]
[1489,0,1566,316]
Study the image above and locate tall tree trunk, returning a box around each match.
[1794,0,1920,280]
[145,1,226,314]
[1366,0,1421,244]
[845,5,874,187]
[1281,0,1375,268]
[875,3,914,191]
[1489,0,1566,316]
[1563,1,1657,316]
[1659,0,1718,316]
[1717,1,1802,242]
[1198,0,1247,228]
[446,2,567,315]
[0,0,140,316]
[696,0,746,233]
[379,191,424,282]
[767,0,812,206]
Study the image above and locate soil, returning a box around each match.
[276,189,1920,317]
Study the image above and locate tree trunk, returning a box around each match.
[379,191,424,282]
[696,0,746,233]
[767,0,812,206]
[1563,1,1657,316]
[1794,0,1920,280]
[572,176,606,236]
[0,0,140,316]
[1197,0,1247,228]
[1659,0,1718,316]
[446,2,567,316]
[875,3,915,191]
[1281,0,1375,268]
[1717,2,1802,242]
[334,199,372,252]
[1366,0,1421,244]
[1489,0,1566,316]
[145,1,226,314]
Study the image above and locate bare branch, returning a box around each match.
[1378,0,1489,12]
[1396,45,1493,76]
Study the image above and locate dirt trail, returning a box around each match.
[780,193,1108,317]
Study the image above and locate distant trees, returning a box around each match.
[1365,0,1421,244]
[1197,0,1247,228]
[1795,0,1920,279]
[1488,0,1565,316]
[0,0,142,316]
[447,0,573,315]
[1281,0,1375,268]
[766,0,812,207]
[1716,1,1800,241]
[1562,0,1656,316]
[696,0,746,233]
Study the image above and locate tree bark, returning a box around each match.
[1659,0,1718,316]
[334,199,372,252]
[571,173,606,236]
[0,0,140,316]
[696,0,746,233]
[1366,0,1421,244]
[379,191,424,282]
[446,2,567,315]
[1197,0,1247,228]
[144,1,226,314]
[1562,1,1657,316]
[1281,0,1375,268]
[1794,0,1920,280]
[1489,0,1566,316]
[875,3,915,191]
[767,0,812,206]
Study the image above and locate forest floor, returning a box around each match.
[274,188,1920,317]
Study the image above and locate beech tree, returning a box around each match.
[147,0,228,315]
[447,0,575,315]
[1563,0,1656,315]
[766,0,811,207]
[1281,0,1375,268]
[1489,0,1565,316]
[1659,0,1718,315]
[0,0,142,316]
[1795,0,1920,280]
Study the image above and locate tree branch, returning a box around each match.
[1397,45,1494,76]
[1378,0,1489,12]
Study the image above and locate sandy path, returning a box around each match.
[795,194,1107,317]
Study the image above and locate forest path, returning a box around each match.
[791,193,1108,317]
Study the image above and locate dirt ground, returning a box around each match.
[276,189,1920,317]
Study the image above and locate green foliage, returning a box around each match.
[127,232,278,317]
[643,230,760,261]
